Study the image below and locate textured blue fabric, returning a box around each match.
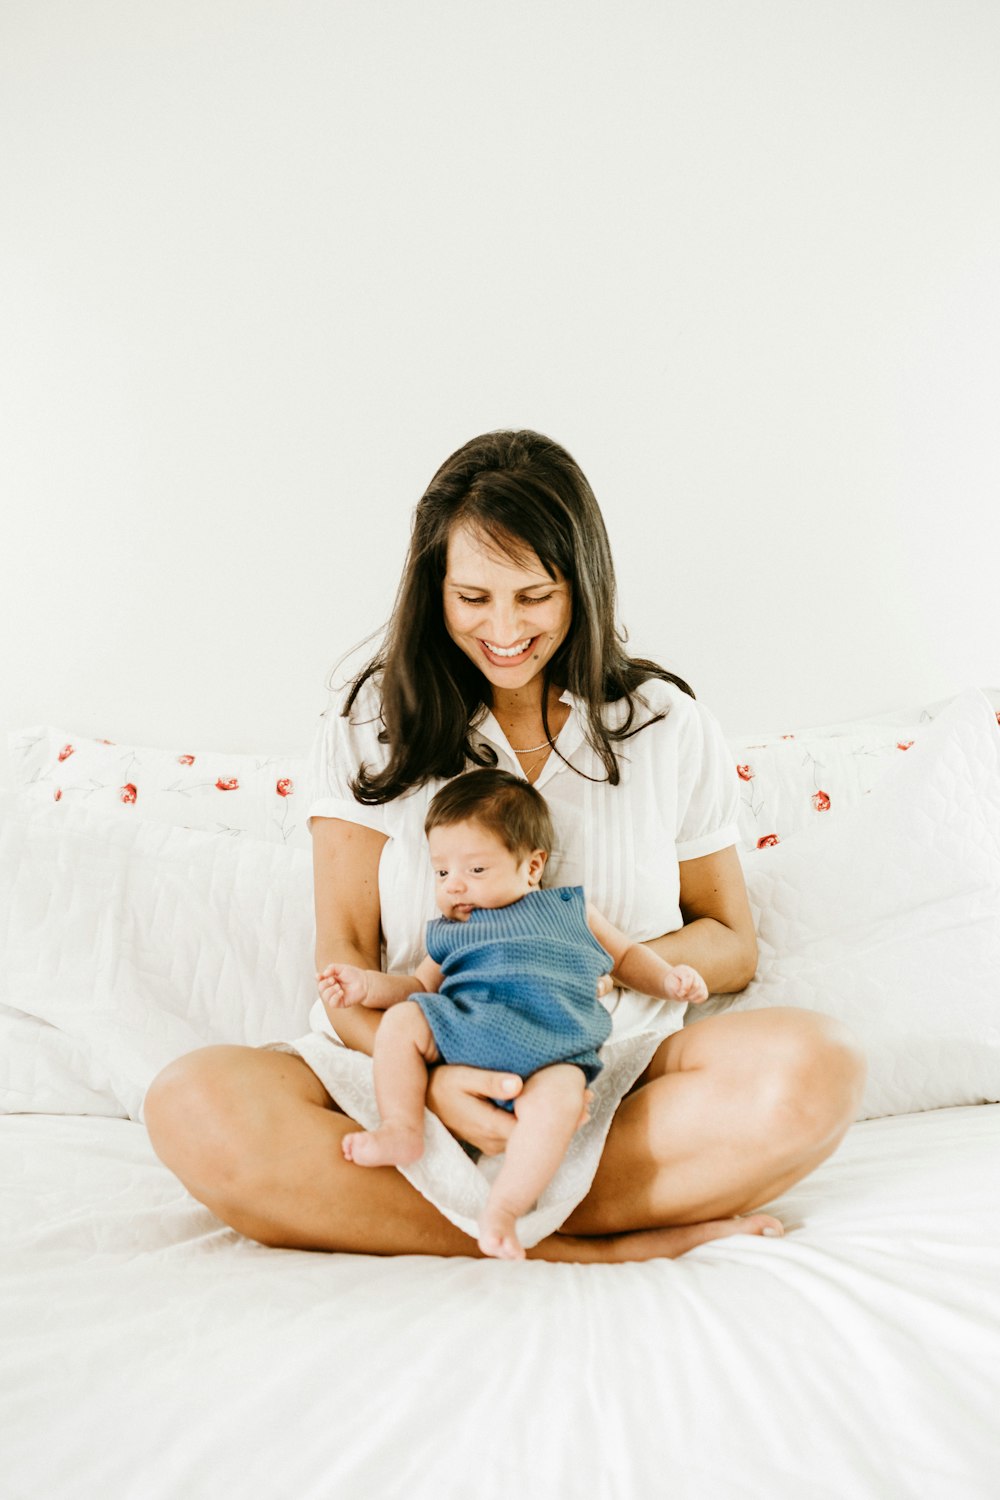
[414,886,613,1090]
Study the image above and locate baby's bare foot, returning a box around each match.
[478,1205,525,1261]
[342,1124,424,1167]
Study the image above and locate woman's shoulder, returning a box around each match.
[603,675,699,731]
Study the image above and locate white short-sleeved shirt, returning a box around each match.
[307,675,740,1039]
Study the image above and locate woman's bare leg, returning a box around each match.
[479,1064,587,1261]
[563,1007,867,1236]
[143,1045,782,1261]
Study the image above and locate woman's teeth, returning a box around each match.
[484,639,533,658]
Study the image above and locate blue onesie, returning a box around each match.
[414,886,614,1098]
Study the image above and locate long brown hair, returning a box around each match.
[344,429,693,803]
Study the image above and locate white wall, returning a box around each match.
[2,0,998,784]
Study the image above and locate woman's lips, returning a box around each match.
[479,637,537,667]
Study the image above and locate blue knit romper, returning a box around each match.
[414,887,614,1098]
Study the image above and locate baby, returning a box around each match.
[317,768,709,1260]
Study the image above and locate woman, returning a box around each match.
[145,430,865,1261]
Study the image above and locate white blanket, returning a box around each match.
[2,1106,999,1499]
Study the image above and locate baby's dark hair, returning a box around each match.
[424,769,554,857]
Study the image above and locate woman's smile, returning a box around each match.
[479,637,538,666]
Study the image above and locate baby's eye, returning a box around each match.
[471,866,486,875]
[435,869,448,880]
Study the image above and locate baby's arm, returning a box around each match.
[586,905,709,1004]
[317,953,443,1013]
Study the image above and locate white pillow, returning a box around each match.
[725,687,1000,851]
[0,795,317,1119]
[7,725,309,847]
[691,689,1000,1119]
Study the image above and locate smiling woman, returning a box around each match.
[145,429,865,1262]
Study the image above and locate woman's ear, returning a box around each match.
[527,849,548,886]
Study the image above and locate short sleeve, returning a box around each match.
[306,680,389,835]
[672,695,741,862]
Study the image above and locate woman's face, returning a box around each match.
[442,523,572,696]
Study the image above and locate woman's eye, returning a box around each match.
[523,594,553,605]
[458,595,488,605]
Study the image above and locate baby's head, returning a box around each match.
[424,770,554,922]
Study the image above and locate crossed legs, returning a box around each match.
[144,1006,865,1261]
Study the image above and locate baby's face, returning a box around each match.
[428,820,546,922]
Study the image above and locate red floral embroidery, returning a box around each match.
[57,744,75,762]
[896,741,914,752]
[736,764,754,782]
[177,754,195,766]
[121,783,137,804]
[780,734,795,741]
[276,778,294,798]
[215,778,239,792]
[99,739,115,745]
[54,788,62,802]
[757,833,780,848]
[812,790,830,812]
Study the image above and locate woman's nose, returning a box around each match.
[483,601,521,644]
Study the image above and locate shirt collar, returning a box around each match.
[473,690,624,787]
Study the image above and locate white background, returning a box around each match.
[2,0,998,780]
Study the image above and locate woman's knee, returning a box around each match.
[144,1045,296,1194]
[755,1010,867,1145]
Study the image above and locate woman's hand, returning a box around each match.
[426,1066,593,1155]
[426,1065,522,1155]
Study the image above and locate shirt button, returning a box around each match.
[559,888,574,901]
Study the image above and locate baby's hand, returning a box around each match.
[663,964,709,1004]
[316,963,370,1009]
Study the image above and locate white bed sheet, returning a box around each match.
[2,1107,999,1500]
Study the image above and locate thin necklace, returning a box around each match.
[510,737,554,754]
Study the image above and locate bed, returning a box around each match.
[3,687,1000,1499]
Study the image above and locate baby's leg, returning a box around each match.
[479,1064,587,1261]
[342,1001,439,1168]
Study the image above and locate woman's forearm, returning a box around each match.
[628,917,757,995]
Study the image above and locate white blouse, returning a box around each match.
[306,675,740,1039]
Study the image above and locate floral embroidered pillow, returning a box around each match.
[727,688,1000,852]
[8,726,309,846]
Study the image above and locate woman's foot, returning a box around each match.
[478,1204,526,1261]
[342,1123,424,1167]
[534,1212,784,1264]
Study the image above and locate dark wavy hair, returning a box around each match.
[343,429,693,803]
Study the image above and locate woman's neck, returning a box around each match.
[489,682,569,742]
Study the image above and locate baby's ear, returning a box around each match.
[528,848,548,885]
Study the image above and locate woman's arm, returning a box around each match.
[635,846,758,994]
[312,815,388,1055]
